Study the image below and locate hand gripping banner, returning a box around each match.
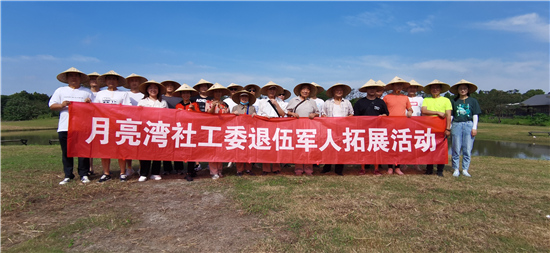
[68,102,448,164]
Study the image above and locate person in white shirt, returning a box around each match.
[49,67,93,185]
[82,72,101,176]
[243,84,261,113]
[124,73,148,177]
[136,81,168,182]
[223,83,243,112]
[311,82,325,113]
[257,81,288,175]
[94,70,132,182]
[406,80,424,172]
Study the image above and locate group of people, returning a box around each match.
[49,67,481,185]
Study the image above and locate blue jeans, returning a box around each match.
[451,121,475,171]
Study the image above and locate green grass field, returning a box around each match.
[1,118,58,131]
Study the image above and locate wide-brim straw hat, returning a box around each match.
[231,90,256,105]
[82,72,100,87]
[243,84,262,98]
[174,83,199,97]
[385,76,411,91]
[227,83,244,91]
[124,73,148,89]
[311,82,325,94]
[293,83,317,97]
[205,83,231,97]
[409,79,423,88]
[161,80,181,91]
[282,89,291,100]
[138,80,166,95]
[423,80,451,94]
[260,81,284,96]
[97,70,126,88]
[56,67,90,85]
[358,79,384,93]
[449,79,478,95]
[193,79,214,91]
[326,83,352,98]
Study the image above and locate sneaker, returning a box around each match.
[98,174,112,183]
[453,169,460,177]
[273,171,281,175]
[81,176,90,183]
[245,170,255,176]
[194,164,202,172]
[150,175,162,181]
[125,168,134,177]
[387,168,394,175]
[218,172,223,178]
[120,174,128,182]
[189,171,197,178]
[162,171,169,175]
[424,170,433,175]
[236,172,243,177]
[138,176,147,182]
[462,170,471,177]
[261,172,269,176]
[185,174,194,181]
[436,171,444,177]
[59,178,71,185]
[358,169,366,175]
[212,174,220,180]
[373,170,382,176]
[394,168,404,175]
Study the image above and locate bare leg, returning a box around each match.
[101,159,111,175]
[118,159,126,175]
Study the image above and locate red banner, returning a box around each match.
[68,102,448,164]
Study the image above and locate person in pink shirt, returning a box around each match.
[383,76,413,175]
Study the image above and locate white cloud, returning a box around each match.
[478,13,550,42]
[81,34,99,45]
[69,55,100,62]
[405,15,434,33]
[2,54,99,63]
[344,6,393,27]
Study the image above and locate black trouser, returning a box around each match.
[426,164,444,173]
[140,160,161,176]
[323,164,344,174]
[59,131,89,179]
[162,161,185,172]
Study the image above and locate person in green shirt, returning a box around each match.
[449,80,481,177]
[421,80,452,177]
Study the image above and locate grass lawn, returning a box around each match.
[476,123,550,145]
[1,118,59,131]
[1,145,549,252]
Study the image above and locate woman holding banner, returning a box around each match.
[231,90,257,176]
[258,81,287,175]
[137,80,168,182]
[204,83,231,179]
[286,82,319,176]
[175,83,200,181]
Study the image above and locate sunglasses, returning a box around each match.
[229,88,239,91]
[247,89,256,92]
[278,94,285,96]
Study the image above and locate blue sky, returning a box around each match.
[2,1,549,96]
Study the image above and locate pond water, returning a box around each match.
[2,130,550,160]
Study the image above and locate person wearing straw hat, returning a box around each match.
[82,72,101,177]
[94,70,132,182]
[224,83,244,112]
[204,83,231,179]
[449,80,481,178]
[375,80,385,99]
[258,81,287,175]
[136,81,168,182]
[287,82,320,176]
[49,67,93,184]
[405,79,425,172]
[175,84,201,181]
[383,77,413,175]
[311,82,326,113]
[320,83,354,176]
[243,84,261,113]
[353,79,389,176]
[124,73,148,177]
[277,89,292,116]
[421,80,452,177]
[231,90,258,176]
[192,79,214,112]
[160,80,185,175]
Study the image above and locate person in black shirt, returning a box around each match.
[191,79,214,112]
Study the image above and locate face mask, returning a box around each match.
[240,101,249,105]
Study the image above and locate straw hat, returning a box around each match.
[293,83,317,97]
[56,67,90,85]
[82,72,100,87]
[227,83,244,91]
[311,82,325,94]
[174,83,199,97]
[376,80,386,86]
[193,79,214,91]
[243,84,261,98]
[161,80,181,91]
[358,79,384,93]
[423,80,450,94]
[260,81,284,96]
[409,79,423,88]
[231,90,257,105]
[449,79,478,95]
[124,73,148,89]
[97,70,126,88]
[281,89,291,100]
[326,83,352,98]
[385,76,410,91]
[138,80,166,95]
[205,83,231,97]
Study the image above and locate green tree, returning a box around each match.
[522,89,545,100]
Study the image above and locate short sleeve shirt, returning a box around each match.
[191,95,213,112]
[161,95,183,109]
[257,98,288,118]
[128,91,144,106]
[353,97,389,116]
[93,90,132,105]
[232,104,256,115]
[286,97,319,117]
[48,86,93,132]
[451,97,481,122]
[137,97,168,108]
[422,96,452,115]
[383,93,411,117]
[408,96,424,116]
